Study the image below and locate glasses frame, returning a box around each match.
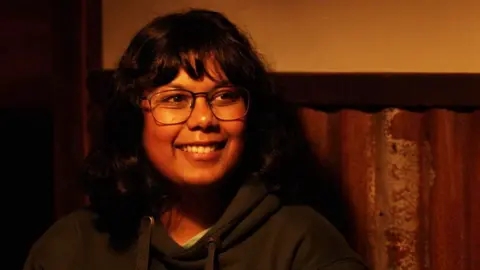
[139,87,250,125]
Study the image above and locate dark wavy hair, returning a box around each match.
[82,9,290,251]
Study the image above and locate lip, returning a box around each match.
[174,140,227,147]
[179,148,222,162]
[174,140,227,163]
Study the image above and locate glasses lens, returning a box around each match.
[210,87,249,120]
[147,87,250,124]
[150,90,193,124]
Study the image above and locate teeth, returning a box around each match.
[181,145,217,153]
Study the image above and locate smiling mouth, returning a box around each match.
[175,141,227,154]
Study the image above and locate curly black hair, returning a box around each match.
[82,9,291,252]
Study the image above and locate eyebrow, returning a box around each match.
[164,80,233,91]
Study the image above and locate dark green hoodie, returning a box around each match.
[24,180,367,270]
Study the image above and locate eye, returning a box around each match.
[151,91,192,108]
[162,94,189,103]
[211,88,243,106]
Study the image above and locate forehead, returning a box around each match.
[171,69,226,86]
[160,61,230,91]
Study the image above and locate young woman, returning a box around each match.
[24,9,367,270]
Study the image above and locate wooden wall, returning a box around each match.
[1,0,101,219]
[1,1,100,267]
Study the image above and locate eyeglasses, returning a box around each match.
[140,87,250,125]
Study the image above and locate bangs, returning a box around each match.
[149,48,256,90]
[116,10,264,97]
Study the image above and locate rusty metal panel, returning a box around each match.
[297,108,480,270]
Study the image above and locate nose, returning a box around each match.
[186,97,218,131]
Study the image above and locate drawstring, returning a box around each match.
[136,216,154,270]
[135,218,218,270]
[204,237,219,270]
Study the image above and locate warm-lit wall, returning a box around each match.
[102,1,480,73]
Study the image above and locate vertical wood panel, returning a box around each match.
[52,0,101,218]
[0,2,53,108]
[1,0,100,265]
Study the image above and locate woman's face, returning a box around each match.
[142,67,246,187]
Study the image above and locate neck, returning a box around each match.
[161,184,234,245]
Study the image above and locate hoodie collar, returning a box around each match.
[147,178,281,267]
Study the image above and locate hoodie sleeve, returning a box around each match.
[289,208,369,270]
[291,235,368,270]
[23,213,83,270]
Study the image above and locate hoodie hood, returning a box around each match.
[136,179,281,270]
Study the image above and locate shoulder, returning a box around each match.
[30,209,95,253]
[269,205,368,269]
[23,209,97,269]
[270,205,342,239]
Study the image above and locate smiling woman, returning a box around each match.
[24,9,367,270]
[141,68,247,187]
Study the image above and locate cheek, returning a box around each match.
[142,114,180,170]
[223,121,245,137]
[222,121,246,156]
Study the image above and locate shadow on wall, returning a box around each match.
[1,109,54,269]
[268,102,353,242]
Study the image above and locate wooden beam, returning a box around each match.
[274,73,480,108]
[88,70,480,108]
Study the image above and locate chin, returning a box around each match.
[179,171,226,186]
